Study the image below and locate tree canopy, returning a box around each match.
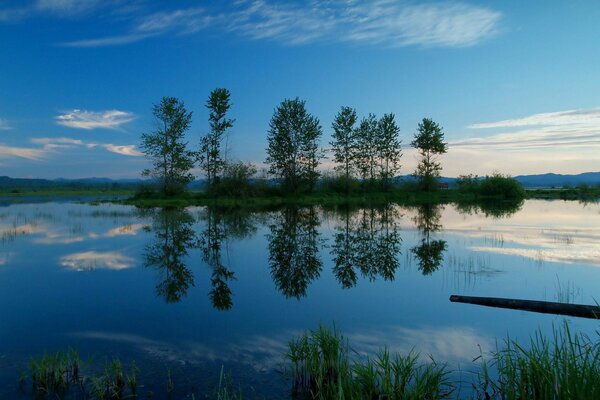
[411,118,448,191]
[141,96,195,195]
[265,98,323,194]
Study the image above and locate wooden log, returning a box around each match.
[449,295,600,319]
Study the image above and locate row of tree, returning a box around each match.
[140,90,448,196]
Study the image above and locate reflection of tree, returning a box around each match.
[454,199,523,218]
[411,204,447,275]
[143,208,198,303]
[198,207,256,310]
[268,207,322,299]
[331,205,402,288]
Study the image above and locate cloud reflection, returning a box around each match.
[69,324,490,372]
[60,251,136,271]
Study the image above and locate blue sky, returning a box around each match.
[1,0,599,179]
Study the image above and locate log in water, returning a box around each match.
[449,295,600,319]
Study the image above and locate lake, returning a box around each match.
[1,199,600,398]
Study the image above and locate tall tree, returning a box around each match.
[199,88,234,187]
[354,114,379,186]
[377,113,402,191]
[266,98,323,194]
[411,118,448,191]
[141,97,195,196]
[330,106,358,192]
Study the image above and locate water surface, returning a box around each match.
[1,199,599,398]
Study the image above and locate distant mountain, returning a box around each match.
[0,176,144,188]
[513,172,600,188]
[1,172,599,189]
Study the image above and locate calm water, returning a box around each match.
[1,199,600,398]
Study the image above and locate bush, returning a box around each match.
[479,173,525,199]
[210,161,257,197]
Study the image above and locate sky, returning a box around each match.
[1,0,600,179]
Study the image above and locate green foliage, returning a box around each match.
[141,96,195,196]
[199,88,235,187]
[377,113,402,190]
[266,98,323,194]
[354,113,380,184]
[330,106,358,191]
[29,348,81,396]
[287,324,454,399]
[479,323,600,400]
[208,161,257,197]
[457,173,526,200]
[411,118,448,191]
[479,173,526,199]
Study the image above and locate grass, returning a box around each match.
[286,324,454,399]
[478,322,600,400]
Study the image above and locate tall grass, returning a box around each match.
[286,324,454,399]
[478,322,600,400]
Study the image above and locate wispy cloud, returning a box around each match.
[227,0,502,48]
[0,144,47,160]
[468,108,600,130]
[31,136,143,157]
[0,0,115,22]
[455,107,600,151]
[56,109,135,130]
[430,107,600,176]
[64,7,211,47]
[60,1,502,48]
[34,0,103,16]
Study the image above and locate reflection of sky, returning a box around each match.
[70,324,490,371]
[441,200,600,266]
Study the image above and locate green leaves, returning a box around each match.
[141,97,195,196]
[411,118,448,191]
[266,98,323,194]
[200,88,235,187]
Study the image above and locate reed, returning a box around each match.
[287,324,454,399]
[478,322,600,400]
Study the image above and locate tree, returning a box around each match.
[141,97,195,196]
[377,113,402,190]
[411,118,448,191]
[266,98,323,194]
[199,88,234,187]
[330,106,358,192]
[354,114,379,186]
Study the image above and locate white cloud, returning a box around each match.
[0,144,47,160]
[0,118,12,130]
[61,1,502,48]
[102,144,143,157]
[60,250,136,271]
[56,109,135,130]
